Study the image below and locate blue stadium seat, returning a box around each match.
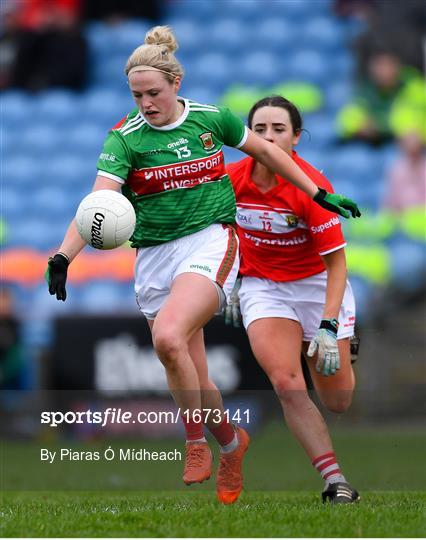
[1,91,36,123]
[109,19,151,52]
[221,0,264,20]
[208,19,249,53]
[303,113,337,148]
[43,155,97,188]
[181,85,219,105]
[80,88,133,128]
[348,275,373,322]
[3,156,43,190]
[238,51,281,86]
[250,18,296,52]
[31,187,75,220]
[28,284,80,319]
[77,281,137,314]
[302,17,345,52]
[163,18,203,52]
[2,187,22,219]
[85,21,117,56]
[332,52,355,79]
[67,123,105,158]
[223,146,245,166]
[166,0,216,20]
[268,0,330,19]
[191,53,235,92]
[325,81,354,112]
[286,50,330,86]
[32,90,80,125]
[21,125,62,155]
[91,55,129,90]
[329,145,380,183]
[7,217,63,249]
[389,239,426,292]
[1,127,23,156]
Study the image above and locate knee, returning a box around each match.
[321,390,353,413]
[270,372,307,405]
[152,327,186,368]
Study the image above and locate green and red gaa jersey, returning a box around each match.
[96,98,248,247]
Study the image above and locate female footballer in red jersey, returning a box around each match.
[226,96,360,504]
[46,26,360,505]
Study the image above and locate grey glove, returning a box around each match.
[224,278,242,328]
[307,318,340,376]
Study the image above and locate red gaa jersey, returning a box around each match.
[226,151,346,281]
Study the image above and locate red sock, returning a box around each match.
[181,415,204,442]
[207,418,235,447]
[312,452,343,482]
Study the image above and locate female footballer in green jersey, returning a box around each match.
[46,25,360,504]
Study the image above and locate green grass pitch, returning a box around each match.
[1,423,425,537]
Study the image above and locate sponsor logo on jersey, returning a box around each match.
[199,132,215,150]
[236,206,306,234]
[244,232,308,247]
[311,216,340,234]
[99,152,116,162]
[285,214,298,227]
[128,150,226,196]
[167,137,189,149]
[140,149,163,157]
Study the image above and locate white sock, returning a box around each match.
[325,473,346,487]
[186,437,207,444]
[220,432,239,454]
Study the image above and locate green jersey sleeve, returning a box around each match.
[217,107,248,148]
[96,130,132,182]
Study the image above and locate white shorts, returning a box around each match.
[135,224,239,319]
[239,271,356,341]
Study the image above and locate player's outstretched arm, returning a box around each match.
[240,131,361,219]
[46,175,122,301]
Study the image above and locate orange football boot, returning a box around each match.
[216,426,250,504]
[183,441,212,485]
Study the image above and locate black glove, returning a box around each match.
[313,188,361,218]
[45,253,69,301]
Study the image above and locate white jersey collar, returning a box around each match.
[142,97,189,131]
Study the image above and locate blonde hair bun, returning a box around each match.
[145,26,178,53]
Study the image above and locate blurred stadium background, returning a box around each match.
[1,0,425,494]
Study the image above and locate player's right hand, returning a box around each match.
[313,188,361,219]
[45,253,69,301]
[224,277,242,328]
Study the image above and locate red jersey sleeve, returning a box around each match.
[226,158,251,195]
[295,155,347,256]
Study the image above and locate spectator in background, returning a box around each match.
[382,131,426,214]
[0,286,22,390]
[336,52,425,146]
[334,0,425,76]
[1,0,88,91]
[0,3,22,89]
[82,0,162,24]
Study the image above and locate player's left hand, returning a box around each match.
[223,278,242,327]
[307,318,340,376]
[45,253,69,301]
[313,188,361,219]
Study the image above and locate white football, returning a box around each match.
[75,190,136,250]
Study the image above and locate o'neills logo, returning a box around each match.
[91,212,105,248]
